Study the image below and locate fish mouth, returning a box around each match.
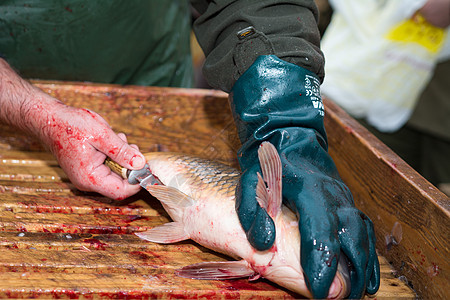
[328,253,351,299]
[257,264,313,298]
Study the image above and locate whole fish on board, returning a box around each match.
[135,142,350,298]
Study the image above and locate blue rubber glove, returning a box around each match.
[230,55,380,298]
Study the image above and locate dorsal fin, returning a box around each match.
[257,142,282,218]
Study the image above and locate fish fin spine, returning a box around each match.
[258,142,282,218]
[145,184,194,210]
[135,222,189,243]
[256,172,269,210]
[176,260,256,280]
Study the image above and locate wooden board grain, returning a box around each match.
[323,97,449,300]
[32,82,241,166]
[0,81,419,299]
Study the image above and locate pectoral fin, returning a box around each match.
[257,142,282,218]
[176,260,256,280]
[256,172,270,210]
[145,184,194,208]
[135,222,189,243]
[144,184,194,221]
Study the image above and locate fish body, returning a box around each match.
[136,142,349,298]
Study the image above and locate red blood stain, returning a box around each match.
[344,126,353,134]
[144,250,162,260]
[83,238,107,250]
[34,224,133,235]
[129,251,151,260]
[97,291,156,299]
[87,174,97,185]
[54,140,64,150]
[223,279,268,291]
[126,204,144,210]
[82,108,97,119]
[109,146,118,155]
[427,263,440,278]
[114,195,126,201]
[49,227,66,233]
[129,154,143,167]
[50,290,80,299]
[124,215,149,223]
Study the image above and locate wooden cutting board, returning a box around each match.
[0,81,427,298]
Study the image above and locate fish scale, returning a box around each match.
[170,155,240,195]
[137,143,350,299]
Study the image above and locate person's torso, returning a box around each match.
[0,0,193,87]
[408,59,450,140]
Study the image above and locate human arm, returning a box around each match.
[419,0,450,28]
[0,58,145,200]
[190,0,380,298]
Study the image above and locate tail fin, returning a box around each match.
[256,142,282,219]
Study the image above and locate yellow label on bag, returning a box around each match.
[386,13,446,53]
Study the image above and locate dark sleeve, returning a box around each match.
[190,0,324,92]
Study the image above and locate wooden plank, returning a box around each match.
[0,272,292,299]
[0,230,415,299]
[0,247,224,273]
[0,150,55,165]
[0,81,418,299]
[0,210,164,234]
[323,97,449,299]
[0,246,414,299]
[376,256,418,299]
[0,180,74,195]
[0,232,214,253]
[0,188,161,215]
[32,81,241,166]
[0,152,64,182]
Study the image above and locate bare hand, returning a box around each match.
[36,100,145,200]
[420,0,450,28]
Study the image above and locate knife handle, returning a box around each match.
[104,158,130,179]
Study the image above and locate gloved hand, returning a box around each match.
[230,55,380,299]
[34,95,146,200]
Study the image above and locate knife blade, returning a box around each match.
[104,158,161,188]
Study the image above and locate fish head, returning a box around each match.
[251,211,312,297]
[252,211,350,299]
[252,142,350,298]
[260,254,350,299]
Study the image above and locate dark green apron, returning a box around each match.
[0,0,193,87]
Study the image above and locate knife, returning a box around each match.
[104,158,161,188]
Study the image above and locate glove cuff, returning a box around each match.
[229,55,326,143]
[229,55,327,169]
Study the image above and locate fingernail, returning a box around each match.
[131,155,144,168]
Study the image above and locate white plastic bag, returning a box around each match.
[321,0,449,132]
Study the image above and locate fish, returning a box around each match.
[135,142,350,298]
